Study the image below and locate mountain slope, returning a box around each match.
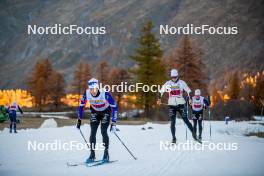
[0,0,263,89]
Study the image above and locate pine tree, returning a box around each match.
[169,36,208,94]
[130,20,167,118]
[228,71,241,100]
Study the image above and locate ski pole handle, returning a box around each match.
[114,132,137,160]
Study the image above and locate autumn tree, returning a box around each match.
[96,60,109,85]
[130,20,167,118]
[27,58,65,111]
[47,71,65,110]
[27,59,53,111]
[254,72,264,107]
[71,61,91,105]
[228,71,241,100]
[168,36,208,94]
[109,67,131,109]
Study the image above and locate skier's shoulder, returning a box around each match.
[100,88,108,95]
[178,79,187,85]
[99,88,112,99]
[164,80,172,85]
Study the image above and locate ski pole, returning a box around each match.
[79,128,90,149]
[114,132,137,160]
[185,99,188,141]
[208,96,212,139]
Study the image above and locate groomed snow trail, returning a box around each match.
[0,120,264,176]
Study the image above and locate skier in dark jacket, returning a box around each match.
[8,102,23,133]
[77,78,118,163]
[191,89,209,140]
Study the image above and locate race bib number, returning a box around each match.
[170,89,181,96]
[194,104,202,109]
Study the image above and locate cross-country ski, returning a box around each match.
[66,160,118,167]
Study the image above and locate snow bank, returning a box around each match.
[217,120,264,136]
[0,128,10,134]
[253,116,264,121]
[39,118,57,128]
[41,115,69,119]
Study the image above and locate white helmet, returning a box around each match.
[88,78,99,89]
[195,89,201,96]
[170,69,178,77]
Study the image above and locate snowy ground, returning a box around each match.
[0,120,264,176]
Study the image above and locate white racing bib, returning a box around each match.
[192,96,204,111]
[86,89,110,111]
[160,79,191,106]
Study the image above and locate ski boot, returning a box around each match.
[198,134,202,141]
[192,131,198,140]
[192,132,202,143]
[14,130,17,133]
[86,151,95,163]
[102,150,109,162]
[172,137,177,144]
[9,124,12,133]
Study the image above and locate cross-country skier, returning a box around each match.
[191,89,209,140]
[225,116,230,125]
[157,69,198,143]
[8,102,23,133]
[77,78,118,163]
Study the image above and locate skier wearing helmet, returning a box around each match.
[157,69,199,143]
[77,78,118,163]
[191,89,209,140]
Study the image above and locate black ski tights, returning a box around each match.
[169,105,193,139]
[193,120,202,136]
[89,109,110,153]
[193,113,203,136]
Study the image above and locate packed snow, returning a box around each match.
[0,120,264,176]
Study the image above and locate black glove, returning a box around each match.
[76,119,81,129]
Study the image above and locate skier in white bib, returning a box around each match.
[157,69,198,143]
[191,89,209,140]
[77,78,118,163]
